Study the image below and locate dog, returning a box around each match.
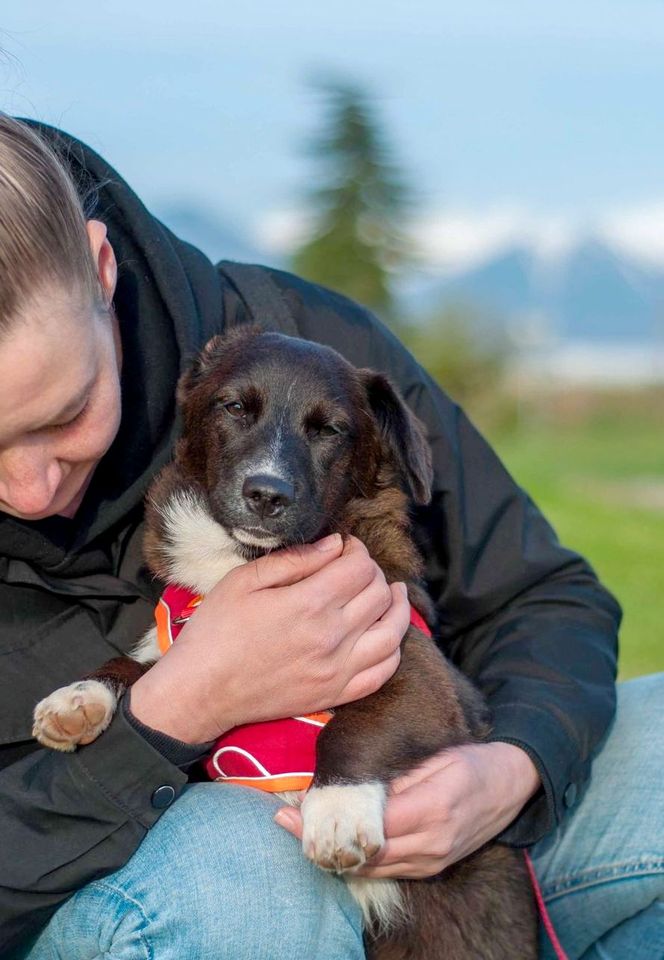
[33,325,537,959]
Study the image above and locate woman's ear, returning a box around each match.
[359,369,433,505]
[86,219,117,305]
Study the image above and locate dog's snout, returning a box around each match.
[242,474,294,519]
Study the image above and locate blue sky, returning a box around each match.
[2,1,663,267]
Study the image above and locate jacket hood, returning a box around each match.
[0,120,226,582]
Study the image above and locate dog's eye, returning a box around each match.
[223,401,245,418]
[307,422,346,439]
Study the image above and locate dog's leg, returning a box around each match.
[302,628,470,870]
[300,629,471,933]
[365,846,538,960]
[301,632,538,956]
[33,627,159,751]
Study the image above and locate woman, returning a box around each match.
[0,113,661,960]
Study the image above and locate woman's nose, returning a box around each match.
[0,447,65,516]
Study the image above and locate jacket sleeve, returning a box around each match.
[261,265,622,846]
[0,704,189,954]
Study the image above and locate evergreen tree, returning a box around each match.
[292,77,412,322]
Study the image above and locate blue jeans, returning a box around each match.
[531,673,664,960]
[20,674,664,959]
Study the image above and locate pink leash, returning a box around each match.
[411,609,568,956]
[523,851,569,959]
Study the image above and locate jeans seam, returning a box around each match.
[86,881,154,960]
[542,858,664,903]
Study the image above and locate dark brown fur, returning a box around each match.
[83,657,149,696]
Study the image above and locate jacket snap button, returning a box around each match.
[563,782,578,808]
[151,785,176,809]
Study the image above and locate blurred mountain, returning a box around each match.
[400,238,664,345]
[155,203,664,354]
[155,204,277,268]
[432,246,539,319]
[555,240,662,341]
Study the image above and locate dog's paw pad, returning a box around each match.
[301,782,386,874]
[33,681,117,751]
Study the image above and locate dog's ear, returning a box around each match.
[360,370,433,505]
[176,335,225,404]
[177,325,265,404]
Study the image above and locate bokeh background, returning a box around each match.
[2,1,663,678]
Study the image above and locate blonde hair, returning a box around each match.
[0,114,102,335]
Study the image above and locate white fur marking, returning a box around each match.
[275,789,301,807]
[245,457,287,478]
[232,528,283,548]
[33,680,117,752]
[131,624,161,664]
[270,378,297,465]
[273,786,406,931]
[301,782,386,870]
[243,457,292,496]
[300,782,405,930]
[346,877,407,935]
[158,490,244,593]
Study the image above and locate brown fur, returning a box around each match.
[371,846,536,960]
[83,657,149,696]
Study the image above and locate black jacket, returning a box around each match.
[0,123,621,954]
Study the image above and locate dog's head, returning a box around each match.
[171,325,432,557]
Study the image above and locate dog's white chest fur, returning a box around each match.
[133,492,246,664]
[157,490,246,593]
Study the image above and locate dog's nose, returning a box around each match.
[242,474,294,519]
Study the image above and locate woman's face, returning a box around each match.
[0,299,123,521]
[0,222,122,521]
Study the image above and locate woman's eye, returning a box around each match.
[50,400,90,433]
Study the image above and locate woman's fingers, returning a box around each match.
[336,582,409,702]
[336,648,402,704]
[230,533,344,591]
[296,535,380,611]
[338,567,394,638]
[356,854,445,880]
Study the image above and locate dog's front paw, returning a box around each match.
[300,782,386,873]
[33,681,117,752]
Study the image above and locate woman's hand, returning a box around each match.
[275,742,541,877]
[130,534,409,744]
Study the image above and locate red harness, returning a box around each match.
[154,584,567,957]
[155,585,430,790]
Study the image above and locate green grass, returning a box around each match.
[486,417,664,680]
